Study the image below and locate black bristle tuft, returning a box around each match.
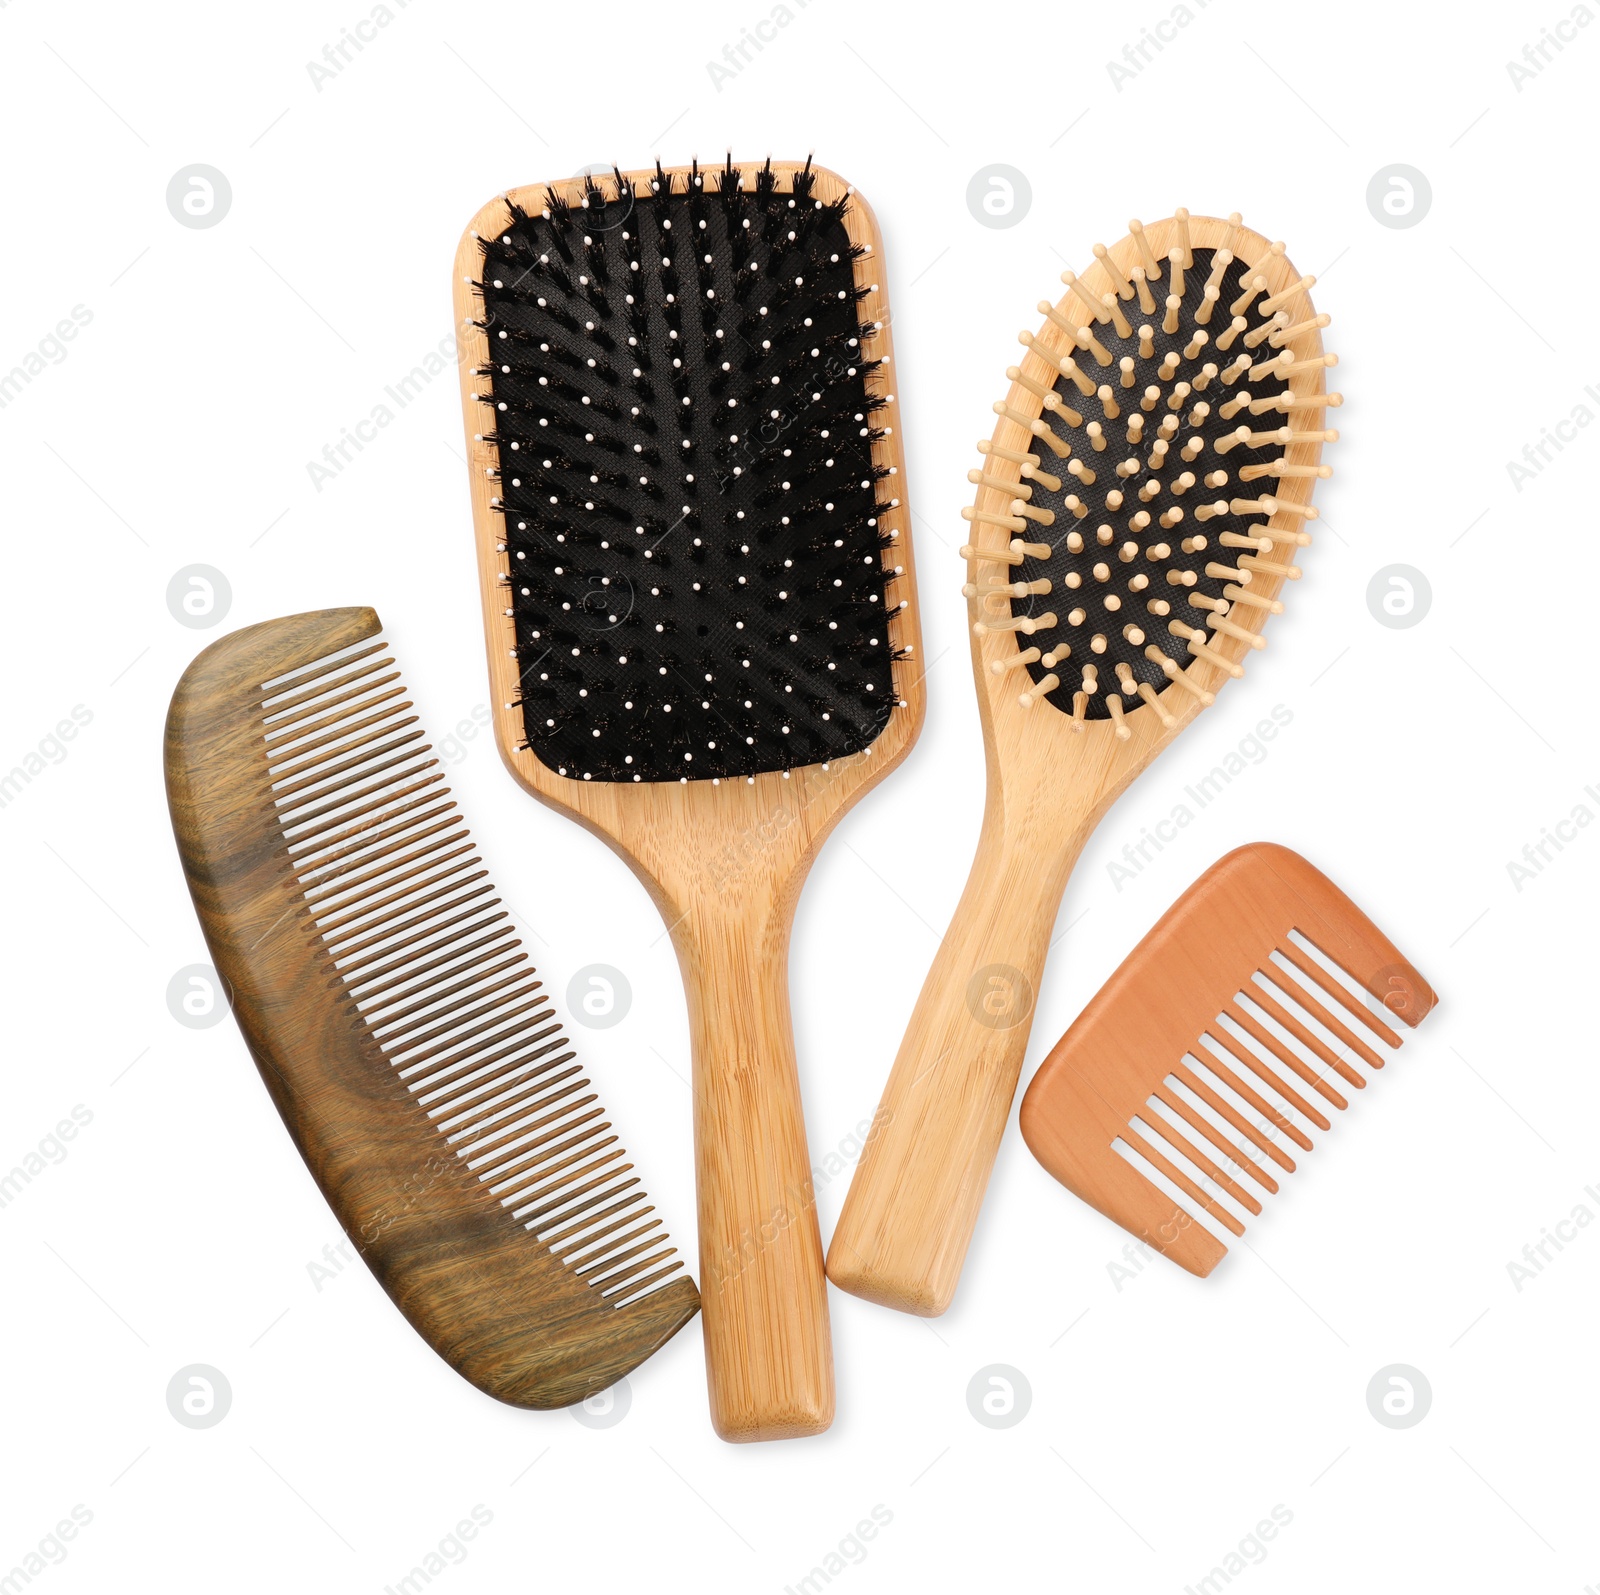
[474,164,901,782]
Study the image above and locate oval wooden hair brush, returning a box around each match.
[165,607,699,1407]
[452,158,923,1438]
[828,210,1338,1315]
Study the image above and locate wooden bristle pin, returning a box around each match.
[990,646,1042,676]
[1129,218,1162,281]
[1222,583,1284,614]
[1104,294,1133,340]
[1163,295,1181,335]
[1206,612,1267,649]
[969,469,1032,497]
[1094,241,1133,299]
[1077,326,1113,367]
[960,543,1025,567]
[1271,312,1332,347]
[1230,274,1267,317]
[1062,271,1110,323]
[1259,273,1315,316]
[962,505,1027,533]
[1243,313,1286,350]
[1018,673,1060,709]
[1214,316,1247,353]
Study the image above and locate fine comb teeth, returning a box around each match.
[1019,844,1436,1277]
[165,607,699,1406]
[965,209,1337,732]
[466,155,911,783]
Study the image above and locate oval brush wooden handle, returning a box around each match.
[827,813,1086,1316]
[675,899,833,1441]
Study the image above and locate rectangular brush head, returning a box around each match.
[1020,842,1436,1276]
[164,607,698,1406]
[453,156,921,793]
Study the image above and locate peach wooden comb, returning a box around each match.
[1019,843,1436,1276]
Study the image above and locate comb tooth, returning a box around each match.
[290,792,456,865]
[445,1073,591,1149]
[304,838,476,910]
[379,981,546,1064]
[263,661,400,724]
[505,1145,627,1213]
[318,865,489,946]
[543,1191,657,1249]
[323,883,495,962]
[1205,1027,1334,1132]
[1172,1061,1296,1173]
[1141,1103,1264,1212]
[1189,1041,1315,1152]
[1224,1001,1350,1109]
[348,927,519,1009]
[271,731,429,803]
[394,988,557,1076]
[368,958,534,1038]
[297,813,465,888]
[267,710,420,784]
[286,768,444,842]
[257,641,391,703]
[568,1219,666,1277]
[263,687,409,752]
[412,1029,565,1099]
[1153,1081,1280,1195]
[1277,942,1407,1046]
[1250,974,1378,1080]
[337,905,509,986]
[1121,1124,1246,1236]
[515,1160,637,1227]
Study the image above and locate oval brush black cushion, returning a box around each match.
[473,161,901,783]
[1013,248,1295,718]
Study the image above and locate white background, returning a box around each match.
[1,1,1595,1590]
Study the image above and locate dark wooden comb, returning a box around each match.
[164,606,698,1406]
[1020,843,1436,1276]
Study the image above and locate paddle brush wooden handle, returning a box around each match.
[675,897,833,1440]
[827,808,1088,1316]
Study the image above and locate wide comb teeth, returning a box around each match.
[1114,938,1406,1250]
[967,211,1337,728]
[260,638,687,1305]
[1019,844,1436,1278]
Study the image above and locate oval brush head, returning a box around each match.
[964,209,1337,732]
[468,156,911,784]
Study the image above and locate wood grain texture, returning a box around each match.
[452,162,924,1440]
[1019,843,1437,1276]
[164,608,699,1409]
[828,215,1326,1315]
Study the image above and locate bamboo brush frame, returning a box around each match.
[453,161,924,1438]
